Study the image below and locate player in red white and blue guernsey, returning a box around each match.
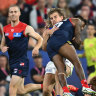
[1,5,43,96]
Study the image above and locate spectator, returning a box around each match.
[68,0,81,8]
[76,0,96,19]
[57,0,73,18]
[45,0,55,11]
[30,54,45,96]
[0,12,7,26]
[30,0,48,31]
[0,0,17,26]
[0,54,10,96]
[16,0,33,25]
[84,24,96,84]
[30,54,45,83]
[79,24,96,83]
[25,0,37,5]
[77,5,95,41]
[92,0,96,6]
[80,5,91,20]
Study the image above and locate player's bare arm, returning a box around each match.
[71,18,82,45]
[42,30,50,51]
[1,31,9,53]
[45,27,58,35]
[25,25,43,56]
[42,26,59,51]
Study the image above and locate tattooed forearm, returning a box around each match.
[71,18,82,48]
[74,19,82,39]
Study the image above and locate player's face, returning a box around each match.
[34,58,42,68]
[50,12,63,26]
[9,6,20,22]
[38,0,45,8]
[87,25,95,36]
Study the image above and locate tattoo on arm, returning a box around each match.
[74,19,82,39]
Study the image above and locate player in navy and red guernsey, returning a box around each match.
[42,8,96,96]
[1,5,43,96]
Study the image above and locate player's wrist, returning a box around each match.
[33,47,39,50]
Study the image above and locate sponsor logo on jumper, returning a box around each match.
[13,33,22,37]
[11,29,14,32]
[5,33,9,36]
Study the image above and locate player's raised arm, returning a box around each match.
[1,30,9,53]
[25,25,43,56]
[71,18,82,45]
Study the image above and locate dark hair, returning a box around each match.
[0,54,9,70]
[75,15,87,25]
[81,4,90,9]
[47,8,66,28]
[87,23,96,30]
[89,76,96,91]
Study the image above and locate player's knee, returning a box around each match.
[17,88,26,95]
[58,67,66,73]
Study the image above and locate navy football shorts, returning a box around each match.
[10,59,29,77]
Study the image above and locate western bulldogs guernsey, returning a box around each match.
[3,22,29,66]
[47,18,75,59]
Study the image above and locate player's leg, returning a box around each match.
[0,86,6,96]
[52,54,73,95]
[43,73,55,96]
[9,75,22,96]
[58,43,95,95]
[55,71,63,96]
[17,78,42,95]
[59,43,85,81]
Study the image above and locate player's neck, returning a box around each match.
[11,20,20,27]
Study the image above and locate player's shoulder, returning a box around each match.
[70,18,80,21]
[3,24,11,29]
[3,24,11,32]
[70,18,81,26]
[19,22,27,27]
[70,18,81,23]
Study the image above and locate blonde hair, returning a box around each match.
[46,8,66,28]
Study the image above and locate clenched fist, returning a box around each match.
[1,46,9,53]
[32,48,39,57]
